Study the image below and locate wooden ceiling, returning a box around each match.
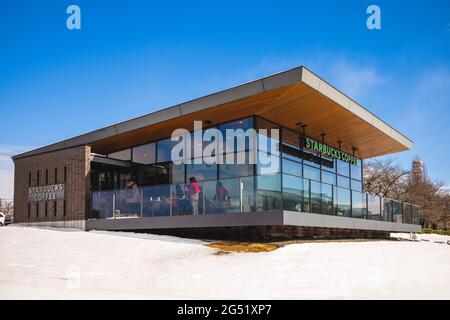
[90,82,408,160]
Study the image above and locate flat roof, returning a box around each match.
[13,66,413,160]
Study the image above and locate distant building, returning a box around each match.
[412,156,425,184]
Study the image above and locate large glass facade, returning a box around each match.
[91,116,420,225]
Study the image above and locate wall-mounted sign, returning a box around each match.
[304,137,358,166]
[28,184,65,202]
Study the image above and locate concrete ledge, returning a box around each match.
[86,211,421,233]
[14,220,86,230]
[283,211,422,233]
[86,211,284,231]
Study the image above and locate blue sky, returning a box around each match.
[0,0,449,199]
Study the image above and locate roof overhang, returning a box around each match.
[13,66,412,160]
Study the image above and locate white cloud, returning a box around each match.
[328,60,388,100]
[239,55,387,100]
[0,145,33,200]
[442,185,450,194]
[401,68,450,133]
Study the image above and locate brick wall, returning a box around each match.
[141,226,391,240]
[13,146,91,227]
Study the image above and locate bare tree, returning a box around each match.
[0,199,14,216]
[364,158,449,229]
[363,158,410,198]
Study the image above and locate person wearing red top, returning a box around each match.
[188,177,201,215]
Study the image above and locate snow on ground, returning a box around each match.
[390,232,450,243]
[0,225,449,299]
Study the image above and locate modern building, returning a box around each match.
[12,67,421,238]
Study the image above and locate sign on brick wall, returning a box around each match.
[28,184,65,202]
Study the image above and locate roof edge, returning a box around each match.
[13,65,413,160]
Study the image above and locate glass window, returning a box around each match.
[171,183,190,216]
[351,191,366,218]
[217,178,240,214]
[304,165,320,181]
[281,144,302,162]
[132,143,156,165]
[108,149,131,161]
[257,151,280,175]
[337,159,350,177]
[256,118,280,161]
[310,180,322,214]
[322,183,333,215]
[190,127,219,160]
[91,191,114,219]
[351,179,362,191]
[303,149,320,168]
[281,128,302,162]
[282,174,304,212]
[219,151,254,179]
[91,162,131,191]
[337,175,350,189]
[186,161,217,182]
[173,163,185,184]
[367,195,381,220]
[241,176,256,213]
[256,174,282,212]
[156,162,171,185]
[142,185,171,217]
[383,199,393,222]
[351,159,362,181]
[412,205,420,225]
[133,164,157,187]
[220,117,255,153]
[403,203,412,224]
[157,138,182,163]
[322,171,336,185]
[303,178,311,213]
[282,158,302,177]
[335,187,351,217]
[203,178,241,214]
[322,157,336,173]
[392,200,403,223]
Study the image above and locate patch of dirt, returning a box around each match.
[207,242,280,253]
[206,238,388,254]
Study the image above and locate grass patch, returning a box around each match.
[207,238,388,254]
[422,228,450,236]
[207,242,280,253]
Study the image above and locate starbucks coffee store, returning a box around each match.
[12,66,421,237]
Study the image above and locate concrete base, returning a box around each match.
[15,220,86,230]
[86,211,421,238]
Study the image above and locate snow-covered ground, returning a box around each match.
[0,226,449,299]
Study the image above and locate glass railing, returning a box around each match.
[91,176,256,219]
[90,175,421,225]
